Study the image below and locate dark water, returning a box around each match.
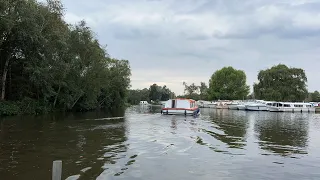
[1,106,320,180]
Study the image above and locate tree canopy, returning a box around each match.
[149,84,174,102]
[127,84,175,105]
[0,0,131,115]
[253,64,308,102]
[208,67,250,100]
[179,82,209,100]
[310,91,320,102]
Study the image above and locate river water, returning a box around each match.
[1,106,320,180]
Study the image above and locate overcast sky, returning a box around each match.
[56,0,320,95]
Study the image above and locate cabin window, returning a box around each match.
[284,104,290,107]
[279,103,283,107]
[307,105,311,107]
[294,105,303,107]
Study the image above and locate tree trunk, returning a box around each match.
[71,94,83,109]
[53,85,61,107]
[1,57,10,101]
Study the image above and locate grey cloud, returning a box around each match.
[113,27,161,40]
[59,0,320,94]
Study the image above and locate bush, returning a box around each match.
[0,101,21,116]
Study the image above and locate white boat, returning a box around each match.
[228,101,239,110]
[161,98,200,116]
[245,100,268,111]
[216,100,230,109]
[208,101,217,108]
[139,101,150,106]
[237,104,247,110]
[269,102,315,113]
[197,100,210,108]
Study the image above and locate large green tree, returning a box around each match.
[148,84,174,102]
[0,0,131,115]
[253,64,307,101]
[208,66,249,100]
[199,82,209,100]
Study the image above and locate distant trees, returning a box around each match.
[127,88,149,105]
[208,67,250,100]
[179,82,209,100]
[127,84,175,105]
[0,0,131,115]
[309,91,320,102]
[253,64,308,102]
[199,82,209,100]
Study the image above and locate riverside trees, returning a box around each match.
[208,67,250,100]
[253,64,308,102]
[0,0,131,115]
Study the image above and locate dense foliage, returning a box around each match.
[127,84,175,105]
[208,67,250,100]
[307,91,320,102]
[0,0,131,116]
[253,64,307,102]
[179,82,209,100]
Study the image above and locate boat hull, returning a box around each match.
[246,105,268,111]
[237,105,246,110]
[269,107,315,112]
[161,108,200,116]
[228,104,239,110]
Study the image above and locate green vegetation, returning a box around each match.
[253,64,307,102]
[127,84,175,105]
[178,82,209,100]
[0,0,131,116]
[208,67,250,100]
[306,91,320,102]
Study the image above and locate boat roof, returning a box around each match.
[169,98,196,102]
[272,102,312,104]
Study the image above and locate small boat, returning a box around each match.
[161,98,200,116]
[208,101,217,108]
[139,101,150,106]
[228,101,239,110]
[269,102,315,112]
[237,104,247,110]
[216,100,230,109]
[245,100,268,111]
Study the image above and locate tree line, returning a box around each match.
[179,64,319,102]
[127,84,175,105]
[0,0,131,116]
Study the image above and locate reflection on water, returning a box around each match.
[0,109,128,180]
[254,113,309,156]
[208,109,249,149]
[1,106,320,180]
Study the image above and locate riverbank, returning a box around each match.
[0,100,128,117]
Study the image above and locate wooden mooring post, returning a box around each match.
[52,160,62,180]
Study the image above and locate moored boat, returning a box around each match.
[228,101,239,110]
[139,101,150,106]
[269,102,315,112]
[245,100,268,111]
[161,98,200,116]
[216,100,230,109]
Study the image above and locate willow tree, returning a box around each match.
[208,66,250,100]
[253,64,308,101]
[0,0,131,115]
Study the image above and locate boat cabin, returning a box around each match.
[164,98,197,109]
[162,98,199,115]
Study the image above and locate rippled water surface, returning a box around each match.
[1,106,320,180]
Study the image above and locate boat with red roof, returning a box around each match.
[161,98,200,116]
